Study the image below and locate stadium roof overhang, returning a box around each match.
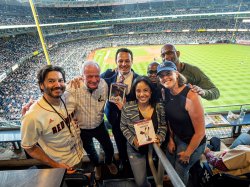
[1,11,250,37]
[18,0,176,7]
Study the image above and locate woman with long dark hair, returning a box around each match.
[120,76,167,187]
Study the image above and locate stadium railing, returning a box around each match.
[148,143,185,187]
[205,104,250,138]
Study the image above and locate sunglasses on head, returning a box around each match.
[147,70,157,74]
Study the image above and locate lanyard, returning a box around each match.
[43,96,73,136]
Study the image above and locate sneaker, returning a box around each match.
[94,166,101,180]
[107,163,118,175]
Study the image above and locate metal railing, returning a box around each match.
[148,143,185,187]
[204,103,250,114]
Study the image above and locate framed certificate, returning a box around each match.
[134,119,156,146]
[109,83,127,104]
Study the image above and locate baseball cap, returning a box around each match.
[157,61,177,75]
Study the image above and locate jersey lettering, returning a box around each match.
[51,110,76,134]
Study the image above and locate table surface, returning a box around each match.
[0,168,65,187]
[206,113,250,128]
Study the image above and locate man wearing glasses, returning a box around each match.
[147,61,159,84]
[147,61,163,101]
[161,44,220,100]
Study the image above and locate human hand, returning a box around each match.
[154,135,160,144]
[188,83,205,97]
[21,99,35,116]
[204,147,211,154]
[133,137,140,147]
[178,151,190,164]
[57,162,76,174]
[69,76,82,89]
[115,97,126,110]
[167,138,176,154]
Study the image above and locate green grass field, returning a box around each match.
[93,44,250,110]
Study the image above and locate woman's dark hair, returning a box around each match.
[37,65,66,92]
[131,76,157,106]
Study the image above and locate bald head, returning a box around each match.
[161,44,177,58]
[161,44,180,65]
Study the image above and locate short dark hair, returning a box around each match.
[37,65,66,90]
[115,48,133,62]
[147,61,159,72]
[131,76,157,106]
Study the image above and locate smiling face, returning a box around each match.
[158,70,178,90]
[161,44,180,65]
[82,64,100,90]
[40,71,66,99]
[147,63,158,84]
[135,81,152,105]
[116,52,133,75]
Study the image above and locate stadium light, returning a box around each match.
[238,29,248,32]
[207,29,216,32]
[242,19,250,23]
[12,64,19,71]
[217,29,227,31]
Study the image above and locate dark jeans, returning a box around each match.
[80,121,114,166]
[111,120,128,163]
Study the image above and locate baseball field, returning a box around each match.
[91,44,250,111]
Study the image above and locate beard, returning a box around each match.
[44,86,65,98]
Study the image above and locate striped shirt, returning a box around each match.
[120,100,167,149]
[68,78,108,129]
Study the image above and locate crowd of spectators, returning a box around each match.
[1,8,250,121]
[43,19,240,45]
[1,18,249,74]
[0,1,249,25]
[0,32,250,119]
[0,34,40,74]
[0,42,87,120]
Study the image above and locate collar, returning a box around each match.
[118,70,132,80]
[83,82,98,94]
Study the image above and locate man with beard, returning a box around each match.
[21,65,84,174]
[161,44,220,100]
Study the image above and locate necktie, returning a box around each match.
[119,75,125,83]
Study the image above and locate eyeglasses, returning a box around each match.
[161,51,175,57]
[147,70,157,75]
[158,71,173,78]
